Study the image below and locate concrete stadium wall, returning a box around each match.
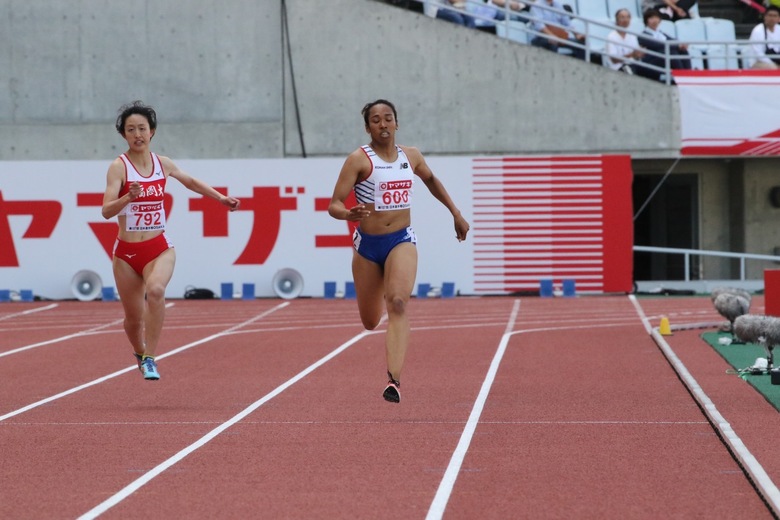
[0,0,679,161]
[742,159,780,277]
[282,0,680,158]
[0,0,282,160]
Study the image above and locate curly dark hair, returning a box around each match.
[115,100,157,136]
[361,99,397,126]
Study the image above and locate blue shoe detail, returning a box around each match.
[141,357,160,380]
[134,353,143,373]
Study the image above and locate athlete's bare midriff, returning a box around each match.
[357,205,411,235]
[116,217,165,243]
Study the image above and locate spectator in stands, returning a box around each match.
[489,0,528,19]
[641,0,697,21]
[636,8,691,81]
[468,0,529,34]
[434,0,476,27]
[749,5,780,69]
[528,0,586,60]
[606,8,644,73]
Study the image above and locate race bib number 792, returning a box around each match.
[125,202,166,232]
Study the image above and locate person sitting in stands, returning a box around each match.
[528,0,586,60]
[434,0,476,27]
[489,0,528,19]
[748,5,780,69]
[606,8,644,74]
[641,0,698,21]
[468,0,529,34]
[636,8,691,82]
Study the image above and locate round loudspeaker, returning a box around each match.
[272,268,304,300]
[70,270,103,301]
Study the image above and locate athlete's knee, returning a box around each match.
[386,294,408,316]
[360,313,382,330]
[145,281,166,303]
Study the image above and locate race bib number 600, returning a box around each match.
[126,202,166,232]
[375,180,412,211]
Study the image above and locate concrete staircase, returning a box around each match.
[698,0,763,38]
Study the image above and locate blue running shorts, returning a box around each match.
[353,226,417,266]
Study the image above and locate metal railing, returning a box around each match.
[633,245,780,281]
[422,1,770,85]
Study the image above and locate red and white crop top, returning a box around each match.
[117,152,167,232]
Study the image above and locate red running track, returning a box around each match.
[0,295,775,519]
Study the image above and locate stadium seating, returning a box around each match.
[570,17,612,54]
[629,17,644,34]
[675,17,707,69]
[674,17,707,42]
[704,18,739,70]
[606,0,640,18]
[419,0,743,72]
[704,17,736,42]
[496,19,531,45]
[575,0,608,19]
[658,19,677,39]
[572,0,705,21]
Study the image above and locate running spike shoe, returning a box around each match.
[383,379,400,403]
[141,356,160,380]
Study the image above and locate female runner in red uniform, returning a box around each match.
[329,99,470,402]
[102,101,240,380]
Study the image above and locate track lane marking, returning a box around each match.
[0,302,288,423]
[77,326,380,519]
[0,303,173,358]
[3,419,710,427]
[629,294,780,518]
[0,303,58,322]
[426,301,690,519]
[426,299,521,520]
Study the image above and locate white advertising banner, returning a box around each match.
[674,70,780,156]
[0,157,473,300]
[0,155,633,300]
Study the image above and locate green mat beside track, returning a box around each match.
[701,331,780,412]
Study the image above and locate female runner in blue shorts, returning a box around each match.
[328,99,470,403]
[102,101,240,380]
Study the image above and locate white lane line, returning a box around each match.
[3,419,711,427]
[0,302,174,358]
[0,319,124,358]
[629,294,780,518]
[0,303,58,322]
[77,328,377,520]
[425,302,705,519]
[426,299,521,520]
[0,302,288,423]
